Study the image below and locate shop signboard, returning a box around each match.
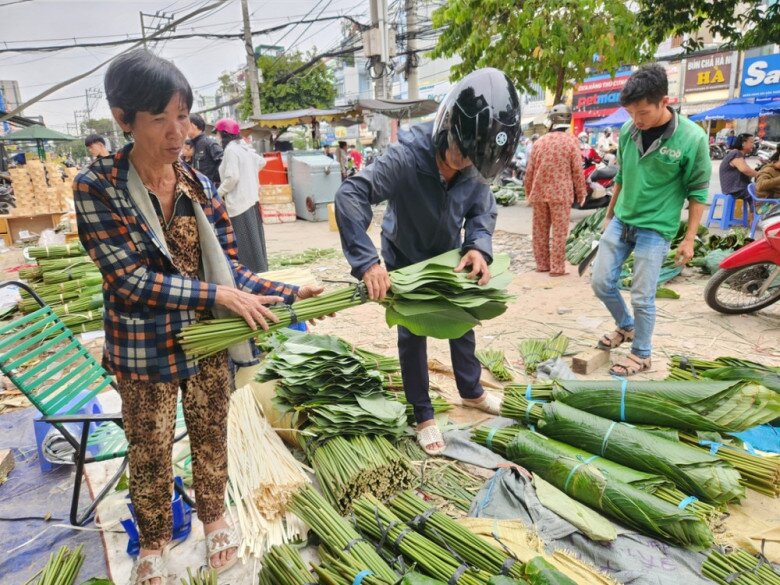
[572,72,632,118]
[684,52,733,93]
[740,53,780,100]
[665,62,681,103]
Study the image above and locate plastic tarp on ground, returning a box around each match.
[585,108,630,129]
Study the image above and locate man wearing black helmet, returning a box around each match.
[335,68,521,455]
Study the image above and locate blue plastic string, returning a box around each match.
[678,495,698,510]
[583,455,600,464]
[699,440,722,456]
[600,422,618,456]
[610,374,628,421]
[486,427,499,451]
[563,462,585,493]
[744,442,757,455]
[525,399,544,425]
[352,570,373,585]
[525,383,533,400]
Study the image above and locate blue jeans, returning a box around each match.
[591,217,671,358]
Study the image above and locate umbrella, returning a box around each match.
[585,107,630,129]
[689,98,765,121]
[253,107,354,128]
[759,101,780,116]
[352,98,439,120]
[1,125,77,160]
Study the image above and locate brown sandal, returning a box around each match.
[609,354,651,377]
[597,327,634,350]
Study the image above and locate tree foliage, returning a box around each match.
[637,0,780,52]
[431,0,655,103]
[239,50,336,119]
[81,117,114,137]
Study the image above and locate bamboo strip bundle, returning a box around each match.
[52,294,103,317]
[18,284,101,314]
[307,435,416,512]
[703,548,780,585]
[476,348,514,381]
[225,385,310,558]
[42,263,99,285]
[24,274,102,299]
[258,544,316,585]
[314,546,397,585]
[518,333,569,374]
[27,243,85,259]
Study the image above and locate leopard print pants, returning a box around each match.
[116,352,230,549]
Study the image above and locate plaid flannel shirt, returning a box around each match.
[74,144,298,382]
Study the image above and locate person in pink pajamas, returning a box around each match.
[524,103,586,275]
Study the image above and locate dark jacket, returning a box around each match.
[191,132,224,186]
[335,122,497,278]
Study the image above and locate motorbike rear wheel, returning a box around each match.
[704,262,780,314]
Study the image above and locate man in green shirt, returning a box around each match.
[591,64,711,376]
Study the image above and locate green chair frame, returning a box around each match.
[0,280,191,526]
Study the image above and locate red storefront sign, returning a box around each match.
[572,75,632,119]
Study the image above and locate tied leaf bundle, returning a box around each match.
[314,546,397,585]
[27,242,86,259]
[179,249,514,360]
[257,333,406,439]
[669,355,780,392]
[474,426,718,523]
[352,494,493,585]
[258,545,315,585]
[307,435,416,512]
[389,490,528,580]
[476,349,514,381]
[534,402,744,505]
[491,428,714,550]
[518,333,569,374]
[388,391,452,426]
[703,548,780,585]
[288,486,398,583]
[548,379,780,433]
[565,208,607,264]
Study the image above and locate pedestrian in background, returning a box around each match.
[592,64,710,376]
[524,103,586,276]
[719,132,758,200]
[181,138,194,165]
[216,117,269,273]
[188,113,223,187]
[84,134,110,159]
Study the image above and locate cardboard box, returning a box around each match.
[261,202,296,224]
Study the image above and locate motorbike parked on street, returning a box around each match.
[705,204,780,314]
[573,146,614,210]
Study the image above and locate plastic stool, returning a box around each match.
[705,193,749,230]
[33,392,103,472]
[121,476,193,557]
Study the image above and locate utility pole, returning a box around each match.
[368,0,392,147]
[140,11,175,51]
[404,0,419,99]
[241,0,262,120]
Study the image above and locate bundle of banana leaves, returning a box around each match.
[256,333,406,439]
[179,249,514,360]
[518,333,569,374]
[517,400,744,504]
[669,355,780,392]
[491,183,524,207]
[546,379,780,433]
[476,349,514,381]
[352,494,493,585]
[474,427,713,549]
[258,544,315,585]
[306,435,416,512]
[474,426,719,522]
[288,486,398,583]
[565,208,607,265]
[702,548,780,585]
[268,247,338,269]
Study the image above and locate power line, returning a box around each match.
[0,14,368,54]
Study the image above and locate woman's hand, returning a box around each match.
[214,285,283,331]
[295,285,334,325]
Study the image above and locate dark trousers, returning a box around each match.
[397,325,484,424]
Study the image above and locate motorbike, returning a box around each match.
[573,146,614,210]
[704,204,780,314]
[709,142,725,160]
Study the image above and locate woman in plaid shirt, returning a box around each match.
[74,49,323,584]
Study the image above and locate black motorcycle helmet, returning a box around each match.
[432,68,521,182]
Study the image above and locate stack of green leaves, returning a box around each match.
[180,249,515,359]
[476,349,514,381]
[258,544,316,585]
[288,486,398,583]
[703,548,780,585]
[27,243,86,259]
[268,247,338,268]
[395,438,484,513]
[548,379,780,433]
[565,208,607,265]
[473,426,719,523]
[389,490,528,580]
[534,402,745,505]
[488,428,714,549]
[307,435,416,512]
[352,494,493,585]
[257,333,406,439]
[669,355,780,392]
[518,333,569,374]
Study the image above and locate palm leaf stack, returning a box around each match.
[669,355,780,392]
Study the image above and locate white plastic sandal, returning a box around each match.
[417,424,446,456]
[128,553,166,585]
[463,391,503,415]
[206,526,240,574]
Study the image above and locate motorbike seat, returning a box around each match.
[590,166,618,181]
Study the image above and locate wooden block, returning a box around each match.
[0,449,14,484]
[571,348,611,375]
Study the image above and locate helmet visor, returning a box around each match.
[452,102,520,182]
